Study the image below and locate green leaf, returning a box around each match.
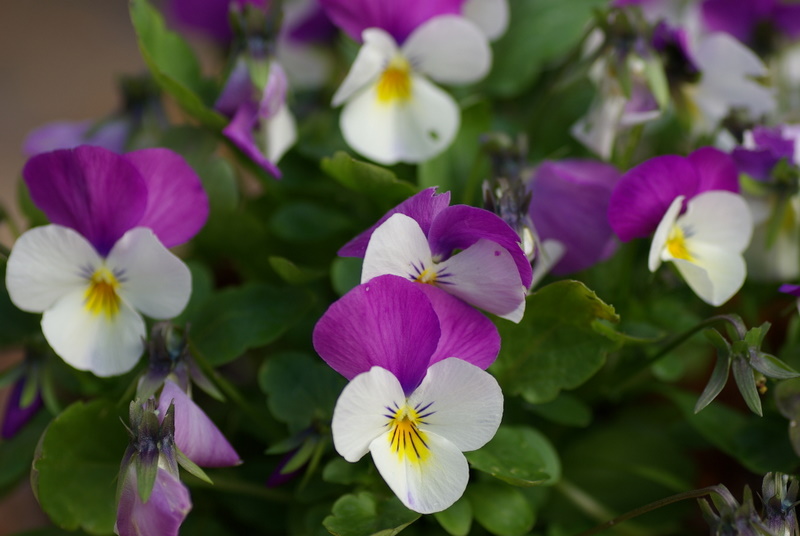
[270,201,353,243]
[694,346,731,414]
[527,393,592,427]
[189,283,315,366]
[258,352,345,430]
[468,481,536,536]
[418,100,491,205]
[321,457,372,486]
[32,399,128,535]
[129,0,225,129]
[433,496,472,536]
[173,260,214,325]
[482,0,605,97]
[331,257,363,297]
[749,352,800,380]
[0,262,42,347]
[492,280,619,403]
[732,356,763,416]
[323,492,420,536]
[320,151,417,206]
[268,256,326,285]
[175,448,213,484]
[0,411,49,491]
[466,425,561,486]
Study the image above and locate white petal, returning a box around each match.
[105,228,192,320]
[332,28,397,106]
[672,249,746,306]
[332,366,406,462]
[680,191,753,253]
[361,213,433,283]
[696,33,767,78]
[339,75,459,164]
[6,225,101,312]
[264,103,297,164]
[370,429,468,514]
[462,0,509,41]
[276,40,332,90]
[41,289,146,376]
[436,238,527,321]
[531,239,565,289]
[408,358,502,452]
[402,16,491,84]
[648,196,684,272]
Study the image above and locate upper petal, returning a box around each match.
[6,224,100,312]
[313,274,441,393]
[408,357,503,451]
[331,28,396,106]
[361,213,434,284]
[401,15,491,85]
[648,196,684,273]
[687,147,741,194]
[158,380,241,468]
[331,366,406,462]
[106,228,192,320]
[23,146,148,256]
[679,191,753,254]
[418,284,500,370]
[338,188,451,258]
[124,149,209,248]
[461,0,509,40]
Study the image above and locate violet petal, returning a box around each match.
[687,146,741,194]
[23,146,148,256]
[1,377,43,439]
[312,274,440,394]
[116,465,192,536]
[124,148,210,248]
[780,284,800,297]
[222,101,283,179]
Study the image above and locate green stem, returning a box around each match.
[185,473,293,503]
[573,485,725,536]
[557,480,648,536]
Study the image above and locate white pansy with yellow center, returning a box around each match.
[6,224,191,377]
[648,191,753,306]
[332,358,503,514]
[331,15,491,165]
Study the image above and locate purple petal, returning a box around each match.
[529,160,621,274]
[608,155,700,241]
[780,284,800,297]
[165,0,233,43]
[215,60,253,117]
[319,0,465,43]
[687,146,741,193]
[731,147,779,181]
[286,3,338,44]
[418,284,499,370]
[116,465,192,536]
[222,101,283,179]
[23,146,148,256]
[774,4,800,38]
[23,119,131,157]
[124,149,210,248]
[338,187,451,257]
[701,0,767,43]
[158,380,241,468]
[427,205,533,288]
[1,377,43,439]
[312,274,440,394]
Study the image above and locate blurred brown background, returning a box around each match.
[1,2,144,533]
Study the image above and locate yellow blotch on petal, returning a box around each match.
[666,225,693,261]
[414,268,438,285]
[387,405,431,464]
[84,266,121,317]
[376,56,412,104]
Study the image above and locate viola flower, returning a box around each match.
[732,125,800,181]
[648,190,753,306]
[527,159,622,275]
[5,146,208,377]
[608,146,740,241]
[339,188,532,322]
[328,16,491,164]
[313,275,503,513]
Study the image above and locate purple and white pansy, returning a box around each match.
[5,146,208,377]
[340,188,532,322]
[313,275,503,513]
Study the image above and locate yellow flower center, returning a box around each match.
[84,266,121,317]
[414,268,438,285]
[666,225,693,261]
[376,57,412,103]
[387,404,431,464]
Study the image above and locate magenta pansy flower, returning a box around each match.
[5,146,208,377]
[339,188,532,322]
[608,147,740,242]
[313,275,503,513]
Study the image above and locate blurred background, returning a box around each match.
[1,2,144,533]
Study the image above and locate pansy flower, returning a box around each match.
[5,146,208,377]
[732,125,800,181]
[313,275,503,513]
[325,12,491,164]
[339,188,532,322]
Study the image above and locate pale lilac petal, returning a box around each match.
[124,149,209,248]
[338,188,451,257]
[116,465,192,536]
[214,60,252,117]
[435,238,527,322]
[23,119,130,156]
[1,377,43,439]
[686,146,741,194]
[158,381,241,467]
[313,275,440,393]
[222,101,283,178]
[319,0,465,43]
[428,205,532,288]
[417,284,500,369]
[23,146,148,256]
[608,155,700,241]
[528,160,620,274]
